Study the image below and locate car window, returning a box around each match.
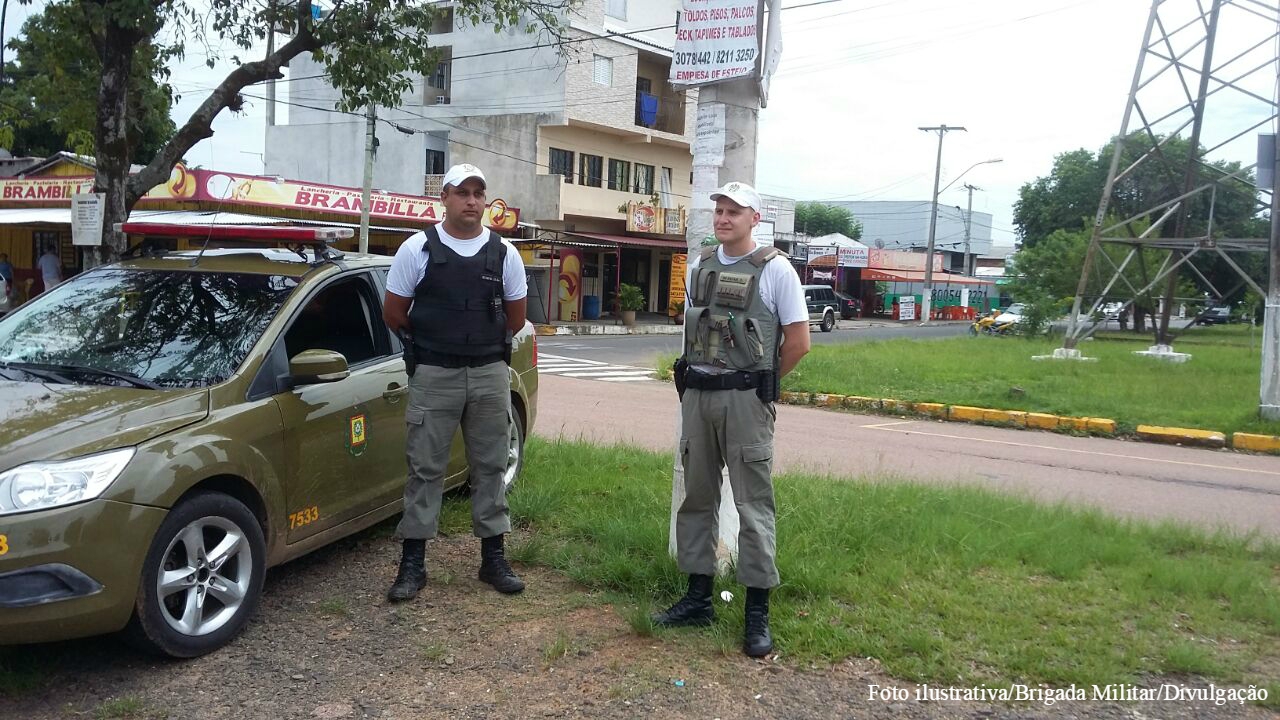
[284,277,384,366]
[0,268,298,387]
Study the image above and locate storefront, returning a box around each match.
[803,234,869,298]
[861,247,997,320]
[0,156,522,301]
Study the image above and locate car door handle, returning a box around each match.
[382,386,408,402]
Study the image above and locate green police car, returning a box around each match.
[0,224,538,657]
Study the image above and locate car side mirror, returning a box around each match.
[289,349,350,385]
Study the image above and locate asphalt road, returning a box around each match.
[537,320,971,366]
[534,373,1280,538]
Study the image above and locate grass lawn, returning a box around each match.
[485,440,1279,701]
[781,324,1280,436]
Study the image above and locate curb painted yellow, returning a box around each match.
[1026,412,1060,430]
[948,405,986,423]
[812,393,845,408]
[1086,418,1118,435]
[779,391,811,405]
[881,399,908,414]
[1136,425,1226,448]
[912,402,947,418]
[842,396,880,411]
[1232,432,1280,453]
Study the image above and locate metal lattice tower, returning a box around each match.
[1062,0,1279,377]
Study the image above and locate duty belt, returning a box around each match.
[418,350,505,368]
[684,369,768,391]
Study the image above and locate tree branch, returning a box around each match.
[125,0,320,204]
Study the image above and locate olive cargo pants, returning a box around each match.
[677,387,779,588]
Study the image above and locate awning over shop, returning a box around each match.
[863,268,994,285]
[0,207,418,234]
[564,232,687,250]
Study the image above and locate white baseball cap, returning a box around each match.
[441,163,487,191]
[710,181,761,212]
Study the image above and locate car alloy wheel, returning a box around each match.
[125,492,266,658]
[502,405,526,492]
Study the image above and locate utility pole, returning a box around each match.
[919,125,965,324]
[962,183,981,276]
[359,104,377,254]
[1262,132,1280,419]
[266,0,276,128]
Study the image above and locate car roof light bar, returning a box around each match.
[116,223,354,243]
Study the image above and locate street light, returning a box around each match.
[919,125,966,324]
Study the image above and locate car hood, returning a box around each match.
[0,380,209,472]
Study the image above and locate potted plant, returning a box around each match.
[618,283,645,326]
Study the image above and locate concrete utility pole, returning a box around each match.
[266,0,276,128]
[359,104,377,254]
[671,76,760,567]
[1262,133,1280,419]
[919,125,965,324]
[962,183,980,276]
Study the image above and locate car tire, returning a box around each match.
[501,404,526,494]
[820,310,835,333]
[123,492,266,658]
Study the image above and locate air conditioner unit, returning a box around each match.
[436,95,451,105]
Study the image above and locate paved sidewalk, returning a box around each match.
[535,316,925,336]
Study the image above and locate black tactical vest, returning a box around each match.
[409,225,507,357]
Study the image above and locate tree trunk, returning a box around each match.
[92,22,139,266]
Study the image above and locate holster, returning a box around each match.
[399,330,417,378]
[673,356,689,400]
[755,370,780,403]
[503,329,514,366]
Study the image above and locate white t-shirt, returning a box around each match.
[685,246,807,325]
[37,253,61,283]
[386,226,527,301]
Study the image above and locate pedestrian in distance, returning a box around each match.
[381,163,529,601]
[37,245,61,292]
[658,181,811,657]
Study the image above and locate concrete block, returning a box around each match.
[779,391,811,405]
[812,393,845,408]
[1136,424,1226,448]
[1086,418,1117,435]
[948,405,986,423]
[912,402,947,418]
[1059,416,1090,432]
[1026,412,1060,430]
[881,399,908,414]
[842,396,880,411]
[1231,432,1280,453]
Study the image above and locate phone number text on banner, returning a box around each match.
[670,0,760,86]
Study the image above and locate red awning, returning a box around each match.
[566,232,687,250]
[862,268,994,285]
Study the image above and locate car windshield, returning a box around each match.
[0,268,298,387]
[1004,304,1025,314]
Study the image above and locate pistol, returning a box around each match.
[399,330,417,378]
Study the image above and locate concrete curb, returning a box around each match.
[777,392,1276,452]
[534,323,683,336]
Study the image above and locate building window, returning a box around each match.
[634,164,654,195]
[432,62,449,89]
[608,159,631,191]
[579,154,603,187]
[425,149,446,174]
[605,0,626,20]
[549,147,574,181]
[593,55,613,86]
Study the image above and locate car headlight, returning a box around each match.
[0,448,136,516]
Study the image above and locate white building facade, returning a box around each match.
[265,0,697,319]
[827,200,994,275]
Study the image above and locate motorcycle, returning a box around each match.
[969,309,1016,336]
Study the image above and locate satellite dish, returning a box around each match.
[875,239,885,249]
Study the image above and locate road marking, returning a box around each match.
[538,354,654,383]
[861,420,916,429]
[864,422,1280,478]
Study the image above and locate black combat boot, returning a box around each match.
[386,539,427,602]
[743,587,773,657]
[652,574,715,627]
[478,534,525,594]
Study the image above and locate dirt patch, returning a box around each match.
[1,524,1273,719]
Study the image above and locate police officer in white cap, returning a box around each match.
[655,181,810,656]
[382,163,528,601]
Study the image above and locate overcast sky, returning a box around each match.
[7,0,1267,251]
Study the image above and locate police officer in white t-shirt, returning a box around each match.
[382,164,528,601]
[654,182,810,657]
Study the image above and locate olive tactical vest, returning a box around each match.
[683,245,782,372]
